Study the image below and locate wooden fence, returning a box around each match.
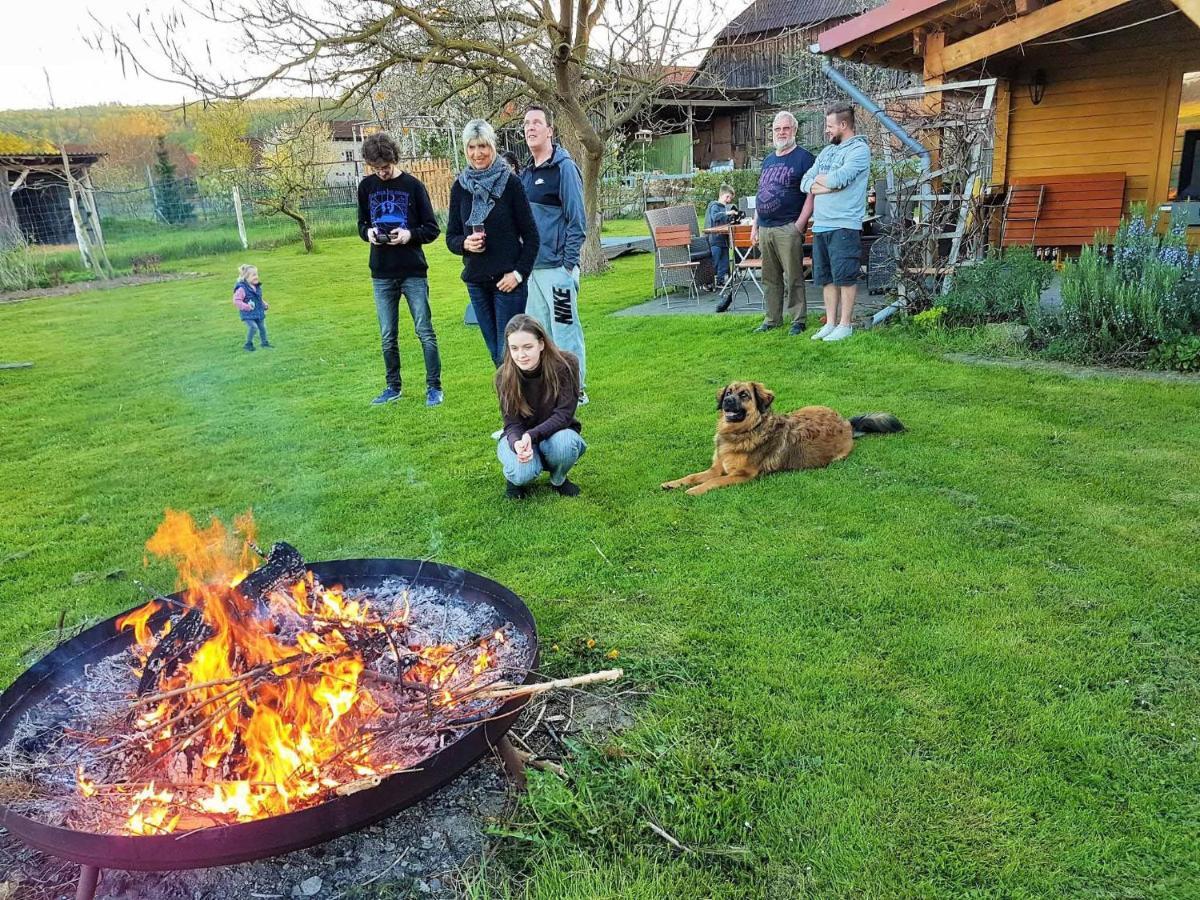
[404,158,455,212]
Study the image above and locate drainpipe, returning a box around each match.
[817,55,930,173]
[815,54,932,324]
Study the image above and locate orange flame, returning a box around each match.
[101,510,508,834]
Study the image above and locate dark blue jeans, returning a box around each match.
[372,277,441,390]
[244,319,268,346]
[466,281,528,366]
[710,243,730,283]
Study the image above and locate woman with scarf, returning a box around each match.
[447,120,540,366]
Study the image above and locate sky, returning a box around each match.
[0,0,727,112]
[0,1,221,110]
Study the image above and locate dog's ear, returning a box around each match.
[752,383,775,411]
[716,385,730,410]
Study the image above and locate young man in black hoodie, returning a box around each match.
[357,132,444,406]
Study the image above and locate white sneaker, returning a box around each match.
[811,323,836,340]
[822,325,854,342]
[490,429,503,440]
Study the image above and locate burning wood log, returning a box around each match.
[134,542,307,697]
[237,541,307,606]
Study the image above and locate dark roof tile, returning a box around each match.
[718,0,871,38]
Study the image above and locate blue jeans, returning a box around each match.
[710,243,730,283]
[497,429,586,486]
[466,281,528,366]
[527,268,586,390]
[244,319,268,346]
[372,277,441,390]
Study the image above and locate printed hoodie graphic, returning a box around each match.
[371,189,410,230]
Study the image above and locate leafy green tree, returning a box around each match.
[152,136,196,224]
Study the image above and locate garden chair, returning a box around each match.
[726,223,764,310]
[646,205,715,287]
[652,224,701,307]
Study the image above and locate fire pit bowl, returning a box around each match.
[0,558,538,874]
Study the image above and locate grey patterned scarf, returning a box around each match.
[457,158,510,226]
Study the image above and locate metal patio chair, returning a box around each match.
[652,224,701,307]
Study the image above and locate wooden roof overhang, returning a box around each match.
[817,0,1198,77]
[1,151,105,176]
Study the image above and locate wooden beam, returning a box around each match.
[937,0,1133,75]
[924,31,946,114]
[1169,0,1200,29]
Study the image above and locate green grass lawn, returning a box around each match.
[2,236,1198,897]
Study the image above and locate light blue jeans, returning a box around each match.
[526,267,587,389]
[497,428,586,486]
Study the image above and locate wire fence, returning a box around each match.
[1,158,457,291]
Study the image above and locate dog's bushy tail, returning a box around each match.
[850,412,905,438]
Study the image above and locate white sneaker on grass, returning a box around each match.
[811,323,836,340]
[822,324,854,342]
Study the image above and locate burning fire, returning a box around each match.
[79,510,506,835]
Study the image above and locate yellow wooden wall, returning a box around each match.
[1001,19,1200,210]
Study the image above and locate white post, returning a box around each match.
[61,150,92,270]
[66,186,90,268]
[146,164,165,223]
[232,185,249,250]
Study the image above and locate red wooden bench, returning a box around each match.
[1000,172,1125,250]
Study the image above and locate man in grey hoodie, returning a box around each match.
[800,102,871,342]
[521,105,590,403]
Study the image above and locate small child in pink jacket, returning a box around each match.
[232,264,271,351]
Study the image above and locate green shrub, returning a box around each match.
[1037,206,1200,365]
[911,306,947,329]
[1147,334,1200,372]
[940,247,1053,326]
[691,170,760,218]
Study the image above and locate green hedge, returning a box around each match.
[691,170,761,218]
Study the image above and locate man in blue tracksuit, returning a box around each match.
[520,105,590,404]
[800,102,871,343]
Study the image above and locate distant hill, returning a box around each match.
[0,99,369,189]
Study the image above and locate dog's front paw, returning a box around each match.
[684,484,709,496]
[661,480,681,490]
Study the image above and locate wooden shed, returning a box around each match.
[817,0,1200,245]
[1,150,105,247]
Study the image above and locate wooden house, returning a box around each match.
[817,0,1200,247]
[689,0,909,160]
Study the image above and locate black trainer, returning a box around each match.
[551,478,581,497]
[789,320,806,335]
[505,481,529,500]
[244,343,255,352]
[715,296,733,313]
[752,322,778,333]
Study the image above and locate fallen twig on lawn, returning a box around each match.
[645,819,690,853]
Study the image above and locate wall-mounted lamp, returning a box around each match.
[1028,69,1047,105]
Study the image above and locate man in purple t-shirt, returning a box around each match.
[746,111,814,334]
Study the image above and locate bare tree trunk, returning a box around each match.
[556,126,607,275]
[281,206,314,253]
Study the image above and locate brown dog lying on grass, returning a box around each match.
[661,381,904,495]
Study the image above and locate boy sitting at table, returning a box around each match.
[704,184,740,287]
